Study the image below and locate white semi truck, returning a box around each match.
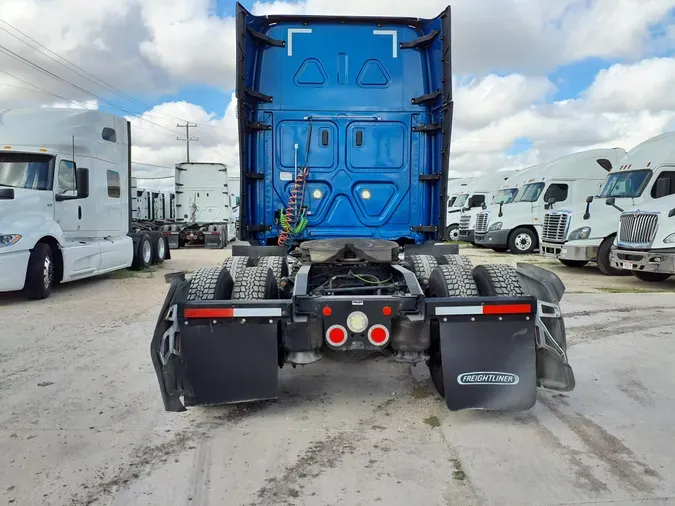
[541,133,675,274]
[0,108,170,299]
[609,194,675,282]
[444,177,474,241]
[457,170,518,245]
[475,148,625,254]
[165,162,237,249]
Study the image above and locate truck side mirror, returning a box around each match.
[236,196,240,206]
[605,197,624,212]
[545,197,555,210]
[0,188,15,200]
[76,168,90,199]
[655,178,671,199]
[583,196,593,220]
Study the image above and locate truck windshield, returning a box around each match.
[493,188,518,204]
[454,194,469,207]
[598,170,651,198]
[514,183,544,202]
[0,153,54,190]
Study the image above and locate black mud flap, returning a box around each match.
[180,312,280,407]
[429,296,540,411]
[204,231,226,249]
[438,318,537,411]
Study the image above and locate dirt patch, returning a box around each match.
[251,432,359,505]
[423,415,441,428]
[540,395,662,494]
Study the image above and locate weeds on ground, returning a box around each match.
[423,415,441,428]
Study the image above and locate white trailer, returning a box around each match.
[166,162,237,249]
[541,133,675,274]
[444,177,475,241]
[475,148,625,254]
[609,194,675,282]
[457,170,518,244]
[0,108,170,300]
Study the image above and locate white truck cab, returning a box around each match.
[457,171,517,244]
[475,148,625,254]
[0,108,169,299]
[541,133,675,274]
[444,177,475,241]
[609,194,675,282]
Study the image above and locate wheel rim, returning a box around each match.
[448,227,459,242]
[157,237,166,259]
[515,233,533,251]
[43,256,53,289]
[143,241,152,263]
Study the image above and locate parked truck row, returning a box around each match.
[0,109,172,300]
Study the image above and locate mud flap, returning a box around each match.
[167,232,180,249]
[180,318,279,406]
[204,229,226,249]
[439,319,537,411]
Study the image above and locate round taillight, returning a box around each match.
[368,325,389,346]
[326,325,348,346]
[382,306,392,316]
[346,311,368,333]
[322,306,332,317]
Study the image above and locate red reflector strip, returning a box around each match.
[185,308,234,318]
[435,304,533,316]
[482,304,532,315]
[184,307,282,318]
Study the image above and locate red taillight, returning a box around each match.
[322,306,332,317]
[382,306,392,316]
[482,304,532,315]
[326,325,348,346]
[368,325,389,346]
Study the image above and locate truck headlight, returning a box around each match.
[664,233,675,244]
[488,222,503,231]
[568,227,591,241]
[0,234,22,248]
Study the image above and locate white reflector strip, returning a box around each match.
[435,306,483,316]
[233,308,283,317]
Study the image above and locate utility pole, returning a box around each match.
[177,122,198,162]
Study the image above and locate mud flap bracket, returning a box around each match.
[438,318,537,411]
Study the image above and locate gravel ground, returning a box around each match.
[1,244,674,506]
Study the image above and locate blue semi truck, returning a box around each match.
[151,4,575,413]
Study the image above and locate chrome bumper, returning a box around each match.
[610,247,675,274]
[540,242,598,262]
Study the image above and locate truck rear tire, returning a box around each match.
[633,271,671,282]
[186,266,234,301]
[222,256,252,282]
[231,266,278,300]
[427,264,479,397]
[440,254,473,271]
[132,233,153,270]
[25,243,54,300]
[152,233,167,264]
[472,264,524,296]
[597,236,630,276]
[407,255,438,286]
[445,224,459,242]
[255,256,289,285]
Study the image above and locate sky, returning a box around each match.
[1,0,675,191]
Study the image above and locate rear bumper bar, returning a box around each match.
[152,291,573,413]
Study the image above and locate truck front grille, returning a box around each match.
[542,212,569,243]
[475,212,489,233]
[618,212,659,246]
[459,214,471,231]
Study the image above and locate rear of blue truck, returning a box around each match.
[150,3,575,413]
